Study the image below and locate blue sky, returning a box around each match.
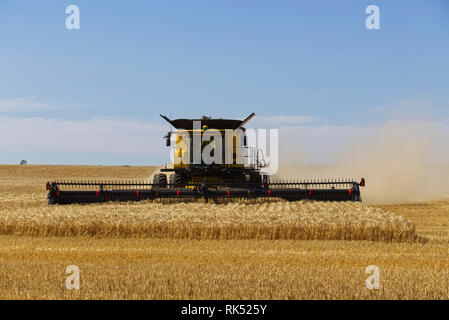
[0,0,448,165]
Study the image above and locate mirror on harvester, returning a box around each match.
[164,131,172,146]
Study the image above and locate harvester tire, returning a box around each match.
[174,172,184,188]
[153,173,168,188]
[169,174,175,188]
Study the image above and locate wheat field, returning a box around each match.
[0,165,418,241]
[0,201,419,241]
[0,165,448,299]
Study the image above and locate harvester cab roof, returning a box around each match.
[159,113,255,130]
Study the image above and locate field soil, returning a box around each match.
[0,165,448,299]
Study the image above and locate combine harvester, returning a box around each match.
[46,113,365,204]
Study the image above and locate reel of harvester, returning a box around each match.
[46,178,365,205]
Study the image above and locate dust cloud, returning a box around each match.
[276,121,449,204]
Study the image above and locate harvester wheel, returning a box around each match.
[169,174,175,188]
[174,172,184,188]
[168,173,185,188]
[153,173,168,188]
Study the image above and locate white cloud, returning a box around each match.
[0,117,168,156]
[0,96,49,112]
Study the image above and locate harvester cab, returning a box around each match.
[157,112,260,189]
[45,113,365,205]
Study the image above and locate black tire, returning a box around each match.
[159,174,167,188]
[169,174,175,188]
[153,173,168,188]
[152,174,160,185]
[174,172,184,188]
